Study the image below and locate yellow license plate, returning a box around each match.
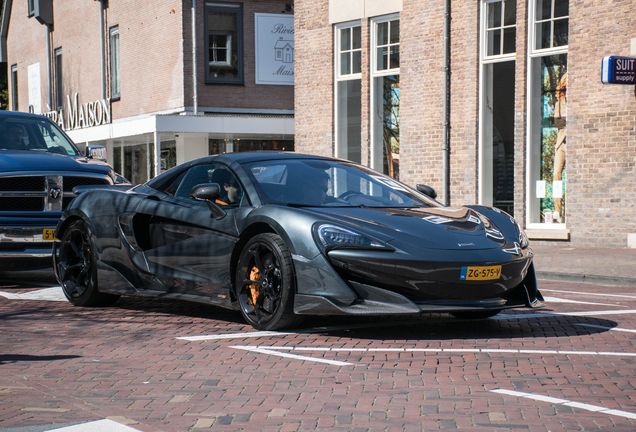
[460,265,501,281]
[43,229,58,241]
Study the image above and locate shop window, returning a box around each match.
[11,65,18,111]
[209,138,294,154]
[205,2,243,84]
[480,0,516,215]
[54,48,63,110]
[110,26,121,100]
[372,16,400,179]
[528,0,568,225]
[335,23,362,164]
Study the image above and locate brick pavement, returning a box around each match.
[2,278,636,431]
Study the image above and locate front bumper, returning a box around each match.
[0,227,57,259]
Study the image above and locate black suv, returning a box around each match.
[0,111,128,270]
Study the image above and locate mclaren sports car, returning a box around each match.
[54,152,544,330]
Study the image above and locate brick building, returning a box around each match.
[2,0,295,184]
[295,0,636,248]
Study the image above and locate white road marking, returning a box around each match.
[497,309,636,319]
[231,345,636,358]
[543,296,616,306]
[42,419,139,431]
[0,287,67,302]
[231,345,353,366]
[577,323,636,334]
[542,289,636,300]
[176,331,295,341]
[490,389,636,420]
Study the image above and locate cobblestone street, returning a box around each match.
[1,277,636,431]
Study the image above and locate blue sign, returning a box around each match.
[601,56,636,84]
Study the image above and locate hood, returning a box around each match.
[308,206,508,250]
[0,150,112,175]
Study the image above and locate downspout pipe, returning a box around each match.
[99,0,105,100]
[442,0,451,206]
[46,24,52,110]
[192,0,198,115]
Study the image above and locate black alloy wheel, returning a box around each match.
[57,220,118,306]
[235,233,302,330]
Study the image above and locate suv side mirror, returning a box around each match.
[416,184,437,199]
[86,145,107,161]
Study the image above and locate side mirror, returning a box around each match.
[190,183,227,220]
[416,184,437,199]
[86,145,107,161]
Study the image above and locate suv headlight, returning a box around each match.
[315,224,393,251]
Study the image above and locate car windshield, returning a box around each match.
[0,116,80,155]
[245,159,441,208]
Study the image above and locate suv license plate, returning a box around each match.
[43,229,58,241]
[460,265,502,281]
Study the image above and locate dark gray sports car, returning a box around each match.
[54,152,543,330]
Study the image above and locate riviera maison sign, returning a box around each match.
[254,14,294,85]
[42,93,112,131]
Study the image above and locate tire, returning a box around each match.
[450,309,502,320]
[235,233,303,330]
[57,220,119,306]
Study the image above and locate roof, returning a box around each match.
[0,110,48,119]
[202,151,341,165]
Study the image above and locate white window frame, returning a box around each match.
[526,0,568,230]
[370,14,400,173]
[334,21,362,168]
[478,0,516,207]
[528,0,569,56]
[482,0,517,60]
[209,32,232,66]
[109,26,121,100]
[11,64,18,111]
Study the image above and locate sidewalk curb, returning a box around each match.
[536,271,636,288]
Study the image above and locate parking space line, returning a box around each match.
[490,389,636,420]
[231,345,636,358]
[231,345,353,366]
[0,287,67,302]
[576,323,636,333]
[543,296,616,306]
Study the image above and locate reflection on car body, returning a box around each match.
[54,152,543,330]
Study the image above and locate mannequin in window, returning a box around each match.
[553,72,567,222]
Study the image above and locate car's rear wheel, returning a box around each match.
[57,220,119,306]
[235,233,302,330]
[450,309,502,319]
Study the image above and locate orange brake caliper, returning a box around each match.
[248,266,261,305]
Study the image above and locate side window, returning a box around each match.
[168,164,245,208]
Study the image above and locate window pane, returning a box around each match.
[377,22,388,46]
[502,27,515,54]
[337,80,362,163]
[341,52,351,75]
[536,21,552,50]
[532,54,567,223]
[390,20,399,44]
[341,28,351,51]
[352,26,361,50]
[390,46,399,69]
[554,0,568,17]
[537,0,552,21]
[352,51,362,74]
[55,51,63,109]
[553,18,568,47]
[11,66,18,111]
[487,29,501,56]
[488,2,502,28]
[110,30,120,97]
[377,47,388,70]
[207,9,239,80]
[503,0,516,26]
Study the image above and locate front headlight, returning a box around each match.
[316,224,392,251]
[514,220,529,248]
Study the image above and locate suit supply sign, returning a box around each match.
[601,56,635,84]
[255,14,294,85]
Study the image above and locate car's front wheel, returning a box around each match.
[57,219,119,306]
[235,233,302,330]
